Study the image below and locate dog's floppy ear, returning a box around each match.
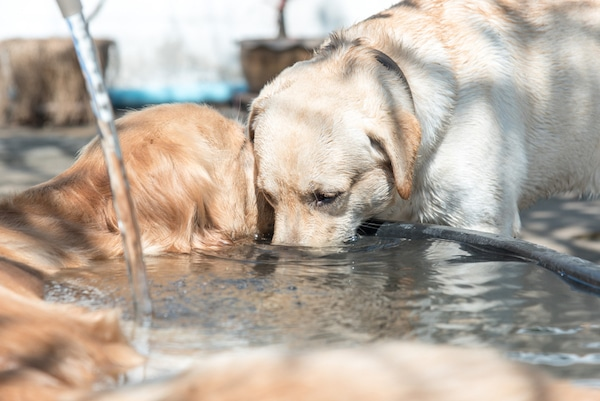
[364,49,421,200]
[368,110,421,200]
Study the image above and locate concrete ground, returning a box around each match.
[1,122,599,264]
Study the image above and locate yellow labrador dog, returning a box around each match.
[249,0,600,246]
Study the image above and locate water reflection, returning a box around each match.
[46,236,600,383]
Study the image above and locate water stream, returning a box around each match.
[56,0,152,323]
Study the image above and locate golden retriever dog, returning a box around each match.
[0,103,268,400]
[0,103,264,267]
[1,103,599,400]
[86,343,600,401]
[248,0,600,246]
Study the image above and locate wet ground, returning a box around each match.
[1,117,599,264]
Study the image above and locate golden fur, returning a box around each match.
[0,283,142,400]
[0,103,262,271]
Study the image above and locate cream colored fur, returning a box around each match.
[249,0,600,246]
[89,343,600,401]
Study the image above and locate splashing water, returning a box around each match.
[56,0,152,324]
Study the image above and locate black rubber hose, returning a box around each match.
[375,222,600,292]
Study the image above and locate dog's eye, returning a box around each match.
[314,192,340,207]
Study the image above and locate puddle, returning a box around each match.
[46,236,600,385]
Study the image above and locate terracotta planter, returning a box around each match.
[240,38,322,94]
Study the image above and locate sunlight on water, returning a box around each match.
[46,236,600,386]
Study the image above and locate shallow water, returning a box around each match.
[46,236,600,385]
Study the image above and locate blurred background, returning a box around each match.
[0,0,393,120]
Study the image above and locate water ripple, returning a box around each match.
[508,351,600,367]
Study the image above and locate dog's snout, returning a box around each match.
[270,204,357,247]
[271,207,304,245]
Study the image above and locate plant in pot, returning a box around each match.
[239,0,323,96]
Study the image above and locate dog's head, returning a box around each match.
[249,36,421,247]
[68,103,263,253]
